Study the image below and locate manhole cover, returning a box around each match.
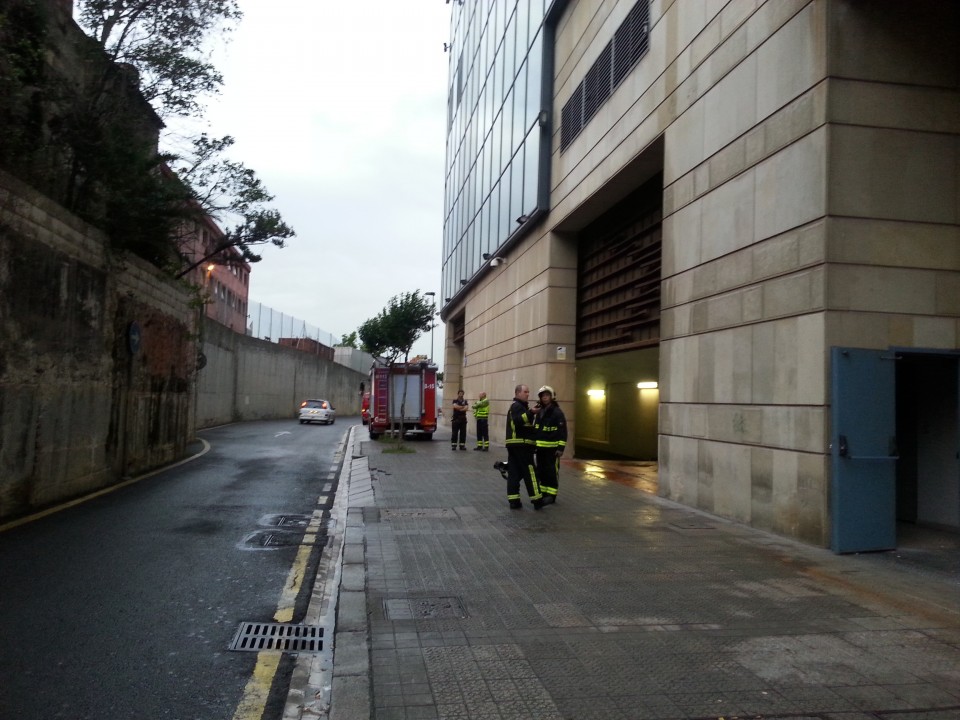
[384,596,467,620]
[229,622,324,653]
[243,528,330,548]
[670,521,715,530]
[259,514,315,528]
[381,508,458,520]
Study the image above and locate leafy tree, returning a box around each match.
[76,0,241,118]
[336,331,359,349]
[171,134,294,278]
[358,292,435,443]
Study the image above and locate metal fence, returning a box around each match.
[247,300,337,349]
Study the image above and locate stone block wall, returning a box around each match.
[0,170,194,522]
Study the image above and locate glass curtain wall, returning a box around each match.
[441,0,549,305]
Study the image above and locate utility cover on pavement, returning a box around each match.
[381,508,458,520]
[384,596,467,620]
[229,622,324,653]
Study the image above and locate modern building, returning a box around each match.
[439,0,960,549]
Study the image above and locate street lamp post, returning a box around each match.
[424,291,436,363]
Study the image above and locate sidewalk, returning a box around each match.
[319,426,960,720]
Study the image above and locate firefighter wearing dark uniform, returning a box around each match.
[451,389,468,450]
[505,384,544,509]
[533,385,567,505]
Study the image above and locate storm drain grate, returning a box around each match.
[229,622,324,653]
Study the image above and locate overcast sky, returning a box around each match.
[201,0,451,363]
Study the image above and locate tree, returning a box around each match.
[171,134,294,278]
[358,292,435,443]
[71,0,292,275]
[336,331,359,349]
[75,0,241,119]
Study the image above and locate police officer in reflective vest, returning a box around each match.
[505,384,544,509]
[472,391,490,450]
[533,385,567,505]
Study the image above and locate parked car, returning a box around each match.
[361,392,371,425]
[299,399,335,425]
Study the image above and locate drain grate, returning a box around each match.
[229,622,324,653]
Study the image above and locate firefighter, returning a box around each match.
[472,391,490,450]
[505,384,544,509]
[450,389,468,450]
[533,385,566,505]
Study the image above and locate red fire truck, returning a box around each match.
[368,361,438,440]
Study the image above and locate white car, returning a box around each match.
[298,399,336,425]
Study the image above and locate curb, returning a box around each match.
[284,425,374,720]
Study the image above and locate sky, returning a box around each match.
[198,0,451,364]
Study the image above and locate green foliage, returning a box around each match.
[76,0,241,118]
[358,291,435,363]
[172,134,294,277]
[0,0,295,277]
[336,331,359,349]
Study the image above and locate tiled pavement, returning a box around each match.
[289,424,960,720]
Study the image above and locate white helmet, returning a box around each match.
[537,385,555,399]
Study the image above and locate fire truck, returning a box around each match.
[368,361,438,440]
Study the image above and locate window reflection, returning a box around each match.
[442,0,548,302]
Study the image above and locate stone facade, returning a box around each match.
[441,0,960,546]
[0,170,196,521]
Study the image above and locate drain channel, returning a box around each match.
[229,622,324,653]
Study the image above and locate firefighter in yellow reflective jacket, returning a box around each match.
[505,384,544,509]
[533,385,567,505]
[472,392,490,450]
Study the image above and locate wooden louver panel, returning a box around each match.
[576,178,662,358]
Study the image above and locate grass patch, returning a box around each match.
[379,437,416,454]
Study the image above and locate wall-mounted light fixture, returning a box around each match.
[482,252,505,267]
[586,389,605,398]
[460,279,468,285]
[516,215,529,224]
[637,381,658,389]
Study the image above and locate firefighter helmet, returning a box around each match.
[537,385,555,399]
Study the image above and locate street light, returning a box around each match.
[424,291,436,362]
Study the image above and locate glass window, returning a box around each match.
[511,145,524,220]
[501,86,514,171]
[523,128,543,212]
[526,30,542,124]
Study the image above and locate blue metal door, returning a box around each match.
[831,347,898,553]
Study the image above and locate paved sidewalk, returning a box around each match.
[320,426,960,720]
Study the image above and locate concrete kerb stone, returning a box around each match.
[283,424,373,720]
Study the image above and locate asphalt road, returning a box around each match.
[0,418,349,720]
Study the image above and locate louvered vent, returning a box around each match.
[560,0,650,152]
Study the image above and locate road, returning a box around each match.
[0,418,349,720]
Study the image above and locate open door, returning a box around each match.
[830,347,898,553]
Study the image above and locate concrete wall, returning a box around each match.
[0,170,195,522]
[195,319,365,428]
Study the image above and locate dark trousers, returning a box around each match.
[506,445,541,502]
[451,418,467,447]
[475,419,489,448]
[536,448,559,497]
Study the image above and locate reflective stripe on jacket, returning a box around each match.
[506,398,536,445]
[534,403,567,449]
[472,398,490,419]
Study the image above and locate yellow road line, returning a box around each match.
[231,653,281,720]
